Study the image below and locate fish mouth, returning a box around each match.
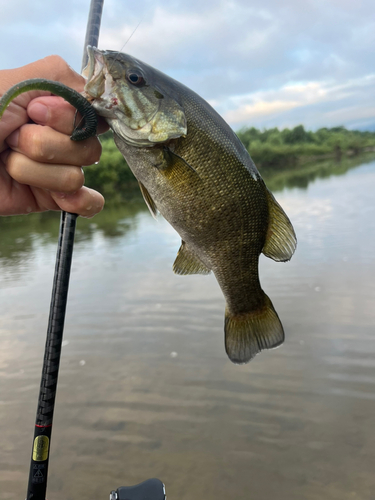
[83,47,123,121]
[82,47,187,146]
[82,46,106,99]
[81,45,96,82]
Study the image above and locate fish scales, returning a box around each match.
[84,47,297,363]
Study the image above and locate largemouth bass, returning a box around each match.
[83,47,297,364]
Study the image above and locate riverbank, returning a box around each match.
[82,125,375,198]
[236,125,375,171]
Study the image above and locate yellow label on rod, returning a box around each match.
[32,435,49,461]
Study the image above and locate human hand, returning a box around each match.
[0,55,108,217]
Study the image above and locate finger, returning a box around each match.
[1,55,84,94]
[5,150,85,193]
[28,96,109,136]
[50,187,105,218]
[6,124,102,166]
[0,56,85,152]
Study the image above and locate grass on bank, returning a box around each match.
[84,125,375,198]
[236,125,375,170]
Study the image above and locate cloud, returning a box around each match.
[0,0,374,130]
[97,1,375,129]
[224,100,300,123]
[220,75,375,129]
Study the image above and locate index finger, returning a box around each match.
[0,55,88,150]
[0,55,84,95]
[27,95,109,136]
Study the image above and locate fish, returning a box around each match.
[83,47,297,364]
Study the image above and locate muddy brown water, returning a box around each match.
[1,157,375,500]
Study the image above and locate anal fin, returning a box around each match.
[263,189,297,262]
[138,181,158,219]
[173,241,211,275]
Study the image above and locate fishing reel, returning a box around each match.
[110,478,166,500]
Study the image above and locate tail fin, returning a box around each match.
[224,293,284,364]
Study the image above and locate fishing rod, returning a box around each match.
[25,2,104,496]
[24,1,165,499]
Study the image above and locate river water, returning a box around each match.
[1,156,375,500]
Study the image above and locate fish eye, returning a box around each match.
[126,71,145,86]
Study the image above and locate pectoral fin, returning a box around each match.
[150,147,197,175]
[173,241,211,275]
[163,147,198,175]
[138,181,158,219]
[262,189,297,262]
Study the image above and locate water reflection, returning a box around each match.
[263,151,375,191]
[1,153,374,268]
[1,155,375,500]
[0,195,147,273]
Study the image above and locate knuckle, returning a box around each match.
[82,138,102,166]
[64,167,84,192]
[29,128,48,160]
[63,189,104,218]
[4,151,22,179]
[43,55,70,80]
[80,192,105,218]
[43,55,83,90]
[17,124,50,161]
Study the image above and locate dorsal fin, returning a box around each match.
[138,181,158,219]
[262,189,297,262]
[173,241,211,275]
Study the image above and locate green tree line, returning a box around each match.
[85,126,375,198]
[84,132,138,201]
[236,125,375,170]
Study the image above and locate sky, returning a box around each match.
[1,0,374,132]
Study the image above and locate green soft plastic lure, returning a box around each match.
[0,78,97,141]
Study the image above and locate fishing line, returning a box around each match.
[120,19,143,51]
[108,19,143,73]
